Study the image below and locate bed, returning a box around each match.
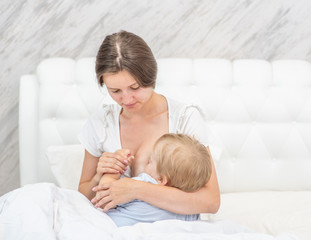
[1,58,311,239]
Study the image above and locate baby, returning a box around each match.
[102,133,212,227]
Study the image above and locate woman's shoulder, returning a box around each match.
[91,103,120,119]
[166,97,205,118]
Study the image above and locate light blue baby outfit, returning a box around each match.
[106,173,199,227]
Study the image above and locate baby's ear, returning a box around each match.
[157,176,168,186]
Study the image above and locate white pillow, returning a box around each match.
[46,144,84,190]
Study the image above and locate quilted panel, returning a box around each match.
[35,58,311,192]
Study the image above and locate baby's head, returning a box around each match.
[145,133,212,192]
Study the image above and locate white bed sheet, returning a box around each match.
[0,183,299,240]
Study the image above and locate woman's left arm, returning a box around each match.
[134,153,220,214]
[93,152,220,214]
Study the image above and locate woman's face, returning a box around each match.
[103,71,153,112]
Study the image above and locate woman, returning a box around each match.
[78,30,220,215]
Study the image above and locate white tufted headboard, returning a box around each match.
[19,58,311,193]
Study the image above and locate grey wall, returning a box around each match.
[1,0,311,196]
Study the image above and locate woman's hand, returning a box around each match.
[96,149,133,177]
[91,177,138,211]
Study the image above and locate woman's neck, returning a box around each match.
[121,92,167,120]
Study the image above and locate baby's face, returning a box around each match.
[144,152,160,182]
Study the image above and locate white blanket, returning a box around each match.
[0,183,299,240]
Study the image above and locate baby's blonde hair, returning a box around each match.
[152,134,212,192]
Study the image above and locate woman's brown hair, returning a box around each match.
[95,30,157,88]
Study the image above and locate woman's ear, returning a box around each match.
[157,176,168,186]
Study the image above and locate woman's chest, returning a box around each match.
[120,116,169,176]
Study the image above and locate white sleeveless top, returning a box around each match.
[78,97,210,177]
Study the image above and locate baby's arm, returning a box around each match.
[99,172,121,184]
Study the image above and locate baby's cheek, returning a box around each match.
[144,164,152,174]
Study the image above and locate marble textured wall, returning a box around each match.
[1,0,311,196]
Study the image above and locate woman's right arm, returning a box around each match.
[78,150,101,200]
[78,149,131,201]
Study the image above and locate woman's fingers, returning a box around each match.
[99,154,129,169]
[92,193,116,211]
[96,149,134,176]
[100,154,127,167]
[114,149,131,158]
[97,159,126,173]
[91,178,137,211]
[101,152,126,163]
[91,184,116,209]
[102,150,130,163]
[92,182,109,193]
[112,149,134,166]
[99,167,121,175]
[103,201,116,212]
[91,188,108,203]
[95,195,114,209]
[99,157,128,170]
